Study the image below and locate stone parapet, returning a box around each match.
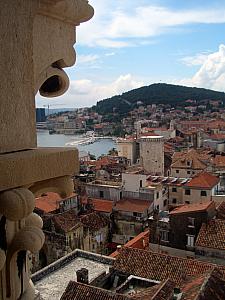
[32,249,115,284]
[0,148,78,192]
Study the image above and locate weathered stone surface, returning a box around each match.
[0,1,37,153]
[0,147,78,192]
[0,0,94,298]
[0,0,94,153]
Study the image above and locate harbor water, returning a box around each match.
[37,130,116,158]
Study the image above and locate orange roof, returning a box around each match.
[85,156,117,170]
[35,192,76,213]
[35,192,61,213]
[213,155,225,168]
[196,219,225,250]
[171,149,207,170]
[92,198,113,213]
[169,201,214,215]
[185,172,219,189]
[115,198,152,213]
[110,230,149,258]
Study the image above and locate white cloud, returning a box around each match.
[77,1,225,48]
[178,45,225,92]
[105,52,115,57]
[180,53,210,66]
[36,74,144,108]
[77,54,99,64]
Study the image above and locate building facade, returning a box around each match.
[139,136,164,175]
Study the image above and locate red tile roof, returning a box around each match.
[35,192,61,213]
[181,268,225,300]
[171,149,207,170]
[60,281,129,300]
[91,198,114,213]
[114,247,225,287]
[131,279,175,300]
[60,280,175,300]
[80,212,109,232]
[213,155,225,168]
[184,172,219,189]
[115,198,152,213]
[110,231,149,258]
[169,201,214,215]
[35,192,76,213]
[181,275,206,300]
[195,219,225,250]
[217,201,225,220]
[53,210,80,233]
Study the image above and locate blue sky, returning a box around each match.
[36,0,225,108]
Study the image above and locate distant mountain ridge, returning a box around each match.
[95,83,225,115]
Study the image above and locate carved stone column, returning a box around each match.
[0,1,94,299]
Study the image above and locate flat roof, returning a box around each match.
[33,250,114,300]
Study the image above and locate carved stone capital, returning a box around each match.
[25,213,43,229]
[7,226,45,259]
[0,188,35,221]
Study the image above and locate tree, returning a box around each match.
[108,148,118,156]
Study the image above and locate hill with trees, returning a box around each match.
[95,83,225,115]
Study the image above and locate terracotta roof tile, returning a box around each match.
[110,231,149,258]
[35,192,76,213]
[115,198,152,213]
[181,275,206,300]
[213,155,225,168]
[131,279,175,300]
[52,210,80,233]
[114,247,225,287]
[35,192,61,213]
[171,149,207,170]
[169,201,214,215]
[184,172,219,189]
[60,281,129,300]
[91,198,114,213]
[61,280,175,300]
[217,201,225,220]
[181,268,225,300]
[195,219,225,250]
[80,212,109,232]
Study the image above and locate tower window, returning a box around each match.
[185,189,191,195]
[201,190,207,196]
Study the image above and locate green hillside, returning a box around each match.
[95,83,225,115]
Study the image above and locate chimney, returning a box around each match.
[76,268,89,284]
[116,245,122,252]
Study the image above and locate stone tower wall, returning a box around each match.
[140,137,164,175]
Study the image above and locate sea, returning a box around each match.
[37,130,116,158]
